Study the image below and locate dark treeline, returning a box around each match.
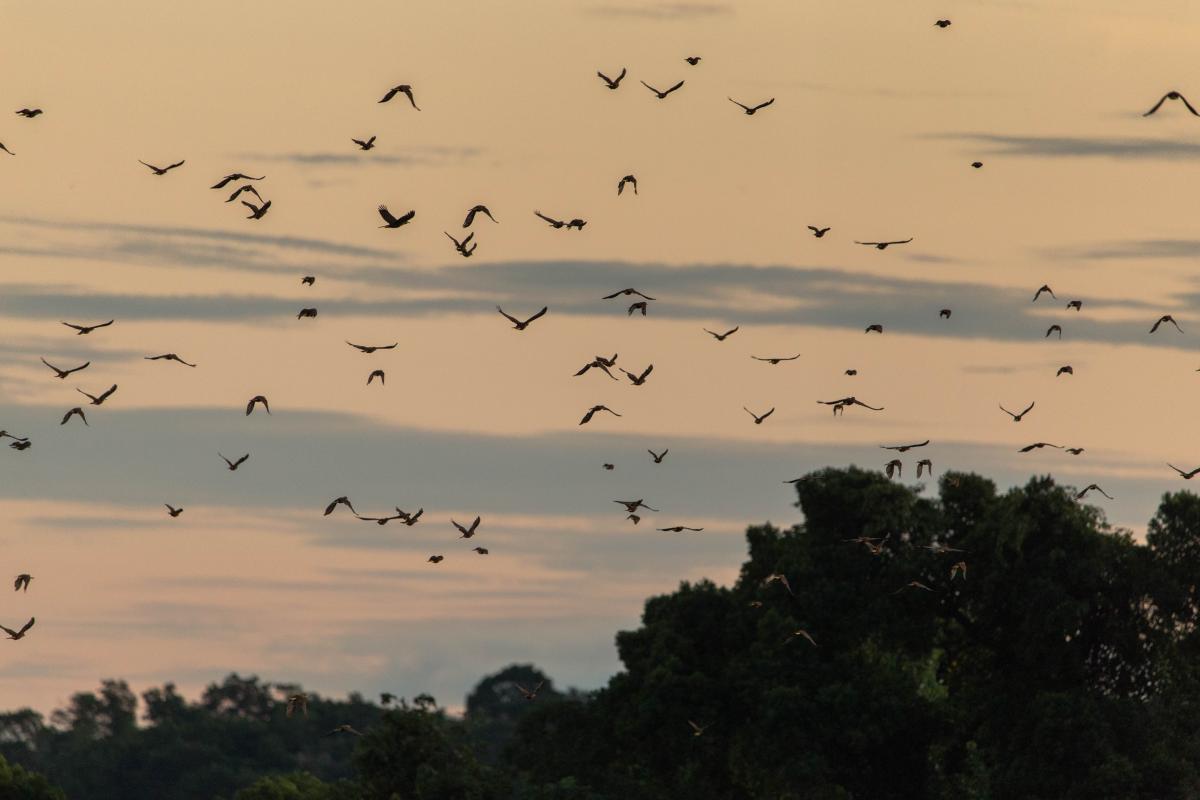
[6,468,1200,799]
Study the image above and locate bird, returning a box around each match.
[225,185,262,203]
[534,210,568,228]
[0,143,13,156]
[219,453,250,471]
[1018,442,1061,452]
[807,226,831,238]
[688,720,709,737]
[15,108,42,118]
[648,448,668,464]
[580,405,621,425]
[934,19,952,28]
[355,510,405,526]
[242,200,271,220]
[60,407,88,426]
[13,575,31,592]
[627,301,648,316]
[893,581,934,595]
[245,396,270,416]
[41,358,89,379]
[640,80,685,99]
[1065,448,1085,455]
[346,341,397,353]
[971,161,983,168]
[164,504,183,517]
[76,385,117,406]
[1032,285,1056,302]
[211,173,265,189]
[1151,315,1183,333]
[882,440,929,452]
[301,276,316,286]
[603,463,614,470]
[378,205,415,228]
[659,525,703,532]
[950,562,967,580]
[286,694,308,718]
[324,497,357,516]
[1076,484,1113,500]
[744,407,775,425]
[516,682,544,701]
[704,326,739,341]
[615,499,659,513]
[145,353,197,367]
[352,136,377,150]
[751,354,800,365]
[61,320,114,335]
[445,231,476,257]
[785,629,818,647]
[621,364,654,386]
[939,309,952,319]
[685,56,702,65]
[297,308,318,319]
[497,306,548,330]
[452,516,481,538]
[378,84,420,109]
[574,356,619,380]
[0,431,27,441]
[473,547,489,555]
[367,369,385,386]
[864,324,884,334]
[604,288,655,301]
[1169,464,1200,479]
[139,159,185,175]
[1056,365,1073,377]
[1067,300,1082,310]
[884,459,902,479]
[427,555,444,564]
[819,396,884,413]
[855,238,912,250]
[1045,325,1062,339]
[9,441,31,451]
[326,724,364,737]
[400,508,424,527]
[0,618,34,640]
[1144,91,1199,117]
[462,205,498,227]
[617,175,638,195]
[597,68,627,89]
[729,97,775,115]
[627,514,641,525]
[1000,402,1036,422]
[916,459,933,478]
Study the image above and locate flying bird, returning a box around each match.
[597,68,627,89]
[534,210,567,228]
[617,175,638,195]
[1076,484,1113,500]
[751,354,800,365]
[497,306,548,330]
[1065,448,1085,455]
[621,364,654,386]
[884,459,902,479]
[427,555,444,564]
[9,441,31,451]
[882,440,929,452]
[1018,442,1061,452]
[516,681,544,701]
[324,496,357,516]
[297,308,318,319]
[15,108,42,118]
[865,324,883,334]
[640,80,685,99]
[763,573,794,595]
[659,525,704,532]
[367,369,385,386]
[62,320,113,335]
[76,385,117,406]
[41,358,89,379]
[1067,300,1082,310]
[219,453,250,471]
[615,499,659,513]
[1144,91,1199,117]
[1000,402,1036,422]
[444,231,476,257]
[648,448,669,463]
[378,84,420,109]
[145,353,197,366]
[580,405,621,425]
[225,185,262,203]
[604,288,655,300]
[808,226,831,238]
[704,326,739,341]
[13,574,31,592]
[302,276,316,286]
[211,173,265,189]
[1056,365,1073,376]
[685,56,702,65]
[1169,464,1200,479]
[164,504,183,517]
[855,238,913,250]
[940,309,952,319]
[818,396,885,412]
[574,355,619,380]
[346,341,397,353]
[242,200,271,220]
[785,629,818,647]
[688,720,709,737]
[1032,285,1056,302]
[0,618,34,640]
[286,694,308,718]
[628,301,648,316]
[352,136,376,150]
[1045,325,1062,339]
[326,724,364,737]
[916,459,933,478]
[377,205,415,228]
[452,516,481,538]
[729,97,775,115]
[473,547,489,555]
[139,159,185,175]
[245,396,270,416]
[744,407,775,425]
[1150,315,1183,333]
[462,205,498,227]
[971,161,983,168]
[934,19,952,28]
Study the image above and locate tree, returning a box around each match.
[0,753,65,799]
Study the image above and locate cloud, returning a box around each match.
[587,3,731,20]
[1052,239,1200,261]
[929,133,1200,161]
[234,147,482,167]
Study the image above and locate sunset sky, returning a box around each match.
[3,0,1200,713]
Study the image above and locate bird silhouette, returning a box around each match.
[685,56,702,65]
[497,306,548,330]
[916,459,933,478]
[297,308,318,319]
[367,369,385,386]
[729,97,775,115]
[882,440,929,452]
[1032,285,1056,302]
[463,205,498,227]
[751,354,800,365]
[301,276,316,286]
[516,681,544,701]
[808,226,831,238]
[1018,442,1061,452]
[615,499,659,513]
[346,341,397,353]
[13,574,31,592]
[1065,448,1085,455]
[574,355,619,380]
[324,496,357,516]
[473,547,489,555]
[617,175,638,195]
[211,173,265,189]
[580,405,621,425]
[1169,464,1200,479]
[60,406,88,426]
[245,396,270,416]
[62,320,113,335]
[628,301,648,316]
[865,324,883,334]
[1150,315,1183,333]
[145,353,197,366]
[219,453,250,471]
[76,385,117,406]
[0,618,34,640]
[165,504,183,517]
[785,629,818,647]
[9,441,31,451]
[971,161,983,168]
[597,68,627,89]
[379,84,420,109]
[452,516,481,538]
[1000,402,1036,422]
[41,358,89,379]
[378,205,415,228]
[1045,325,1062,339]
[659,525,703,532]
[225,185,262,203]
[640,80,685,99]
[648,448,669,463]
[621,364,653,386]
[352,136,377,150]
[326,724,364,737]
[934,19,952,28]
[242,200,271,220]
[856,238,913,249]
[884,459,902,478]
[939,309,952,319]
[818,396,885,412]
[445,231,476,257]
[604,288,655,301]
[1056,365,1073,376]
[704,326,739,341]
[1067,300,1082,310]
[139,159,185,175]
[427,554,444,564]
[1144,91,1199,117]
[1076,484,1113,500]
[15,108,42,118]
[744,407,775,425]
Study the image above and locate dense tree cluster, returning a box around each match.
[8,468,1200,798]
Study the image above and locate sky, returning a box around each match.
[3,0,1200,715]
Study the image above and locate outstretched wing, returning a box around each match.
[523,307,549,325]
[1144,94,1169,116]
[17,618,34,636]
[663,80,685,95]
[752,98,775,111]
[379,86,400,103]
[378,205,399,225]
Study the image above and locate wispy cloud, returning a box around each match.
[235,147,482,167]
[586,2,731,20]
[930,132,1200,160]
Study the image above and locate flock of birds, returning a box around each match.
[3,22,1200,734]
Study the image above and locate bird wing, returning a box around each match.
[534,210,561,225]
[1144,94,1169,116]
[166,161,185,170]
[1150,318,1163,333]
[639,364,654,380]
[639,80,660,94]
[579,409,596,425]
[234,454,249,467]
[1181,94,1200,116]
[752,98,775,111]
[379,87,399,103]
[615,68,626,83]
[524,306,549,325]
[61,322,85,332]
[1020,401,1035,417]
[97,384,118,402]
[728,97,750,111]
[139,160,162,172]
[16,618,32,635]
[401,88,420,110]
[0,625,15,637]
[496,307,520,325]
[664,80,685,94]
[378,205,399,225]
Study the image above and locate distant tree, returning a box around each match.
[0,752,65,799]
